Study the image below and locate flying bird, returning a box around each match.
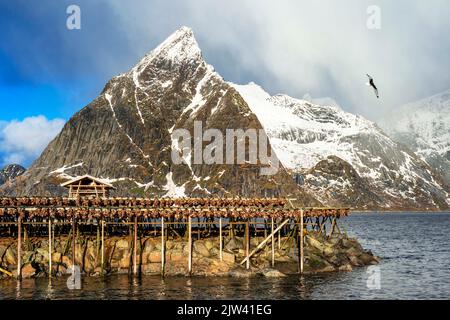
[366,74,379,98]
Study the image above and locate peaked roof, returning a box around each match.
[60,174,115,189]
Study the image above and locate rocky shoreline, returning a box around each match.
[0,231,378,280]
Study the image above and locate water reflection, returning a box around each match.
[45,282,55,300]
[15,280,21,300]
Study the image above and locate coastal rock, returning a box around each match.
[21,263,36,278]
[51,252,62,263]
[4,247,17,265]
[116,239,129,249]
[62,256,72,267]
[338,264,353,272]
[221,251,236,264]
[148,252,162,263]
[143,241,154,253]
[204,240,215,251]
[194,242,210,257]
[168,251,185,263]
[225,238,243,252]
[142,263,160,275]
[22,251,35,264]
[260,268,287,278]
[119,254,131,268]
[229,268,254,278]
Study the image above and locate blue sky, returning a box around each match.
[1,0,450,167]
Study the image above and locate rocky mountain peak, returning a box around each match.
[0,164,26,186]
[134,26,202,70]
[0,26,318,205]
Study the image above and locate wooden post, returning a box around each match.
[133,216,138,275]
[101,219,105,272]
[188,217,192,274]
[278,219,281,250]
[329,217,336,237]
[24,225,28,251]
[72,216,76,269]
[271,218,275,267]
[300,209,304,274]
[245,220,250,270]
[48,219,52,278]
[17,216,22,279]
[219,218,223,261]
[161,217,165,276]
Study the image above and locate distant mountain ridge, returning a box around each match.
[379,90,450,188]
[232,83,449,210]
[0,164,26,186]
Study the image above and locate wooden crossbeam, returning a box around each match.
[240,219,290,265]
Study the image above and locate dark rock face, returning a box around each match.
[0,164,25,186]
[303,156,383,210]
[0,27,318,206]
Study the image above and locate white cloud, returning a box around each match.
[0,116,65,167]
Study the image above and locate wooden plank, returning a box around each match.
[0,266,12,277]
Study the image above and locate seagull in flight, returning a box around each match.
[366,74,379,98]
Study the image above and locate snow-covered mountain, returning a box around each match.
[0,27,317,205]
[379,90,450,187]
[1,26,448,210]
[232,83,449,210]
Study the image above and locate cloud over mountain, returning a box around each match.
[0,116,65,166]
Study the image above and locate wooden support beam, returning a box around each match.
[188,217,192,274]
[0,266,12,277]
[329,217,336,237]
[219,218,223,261]
[17,216,22,279]
[245,220,250,270]
[133,215,138,275]
[271,218,275,267]
[300,209,304,274]
[240,219,290,266]
[48,218,52,279]
[161,217,165,277]
[278,219,281,250]
[72,217,76,270]
[101,219,105,272]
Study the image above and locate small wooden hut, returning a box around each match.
[61,175,115,198]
